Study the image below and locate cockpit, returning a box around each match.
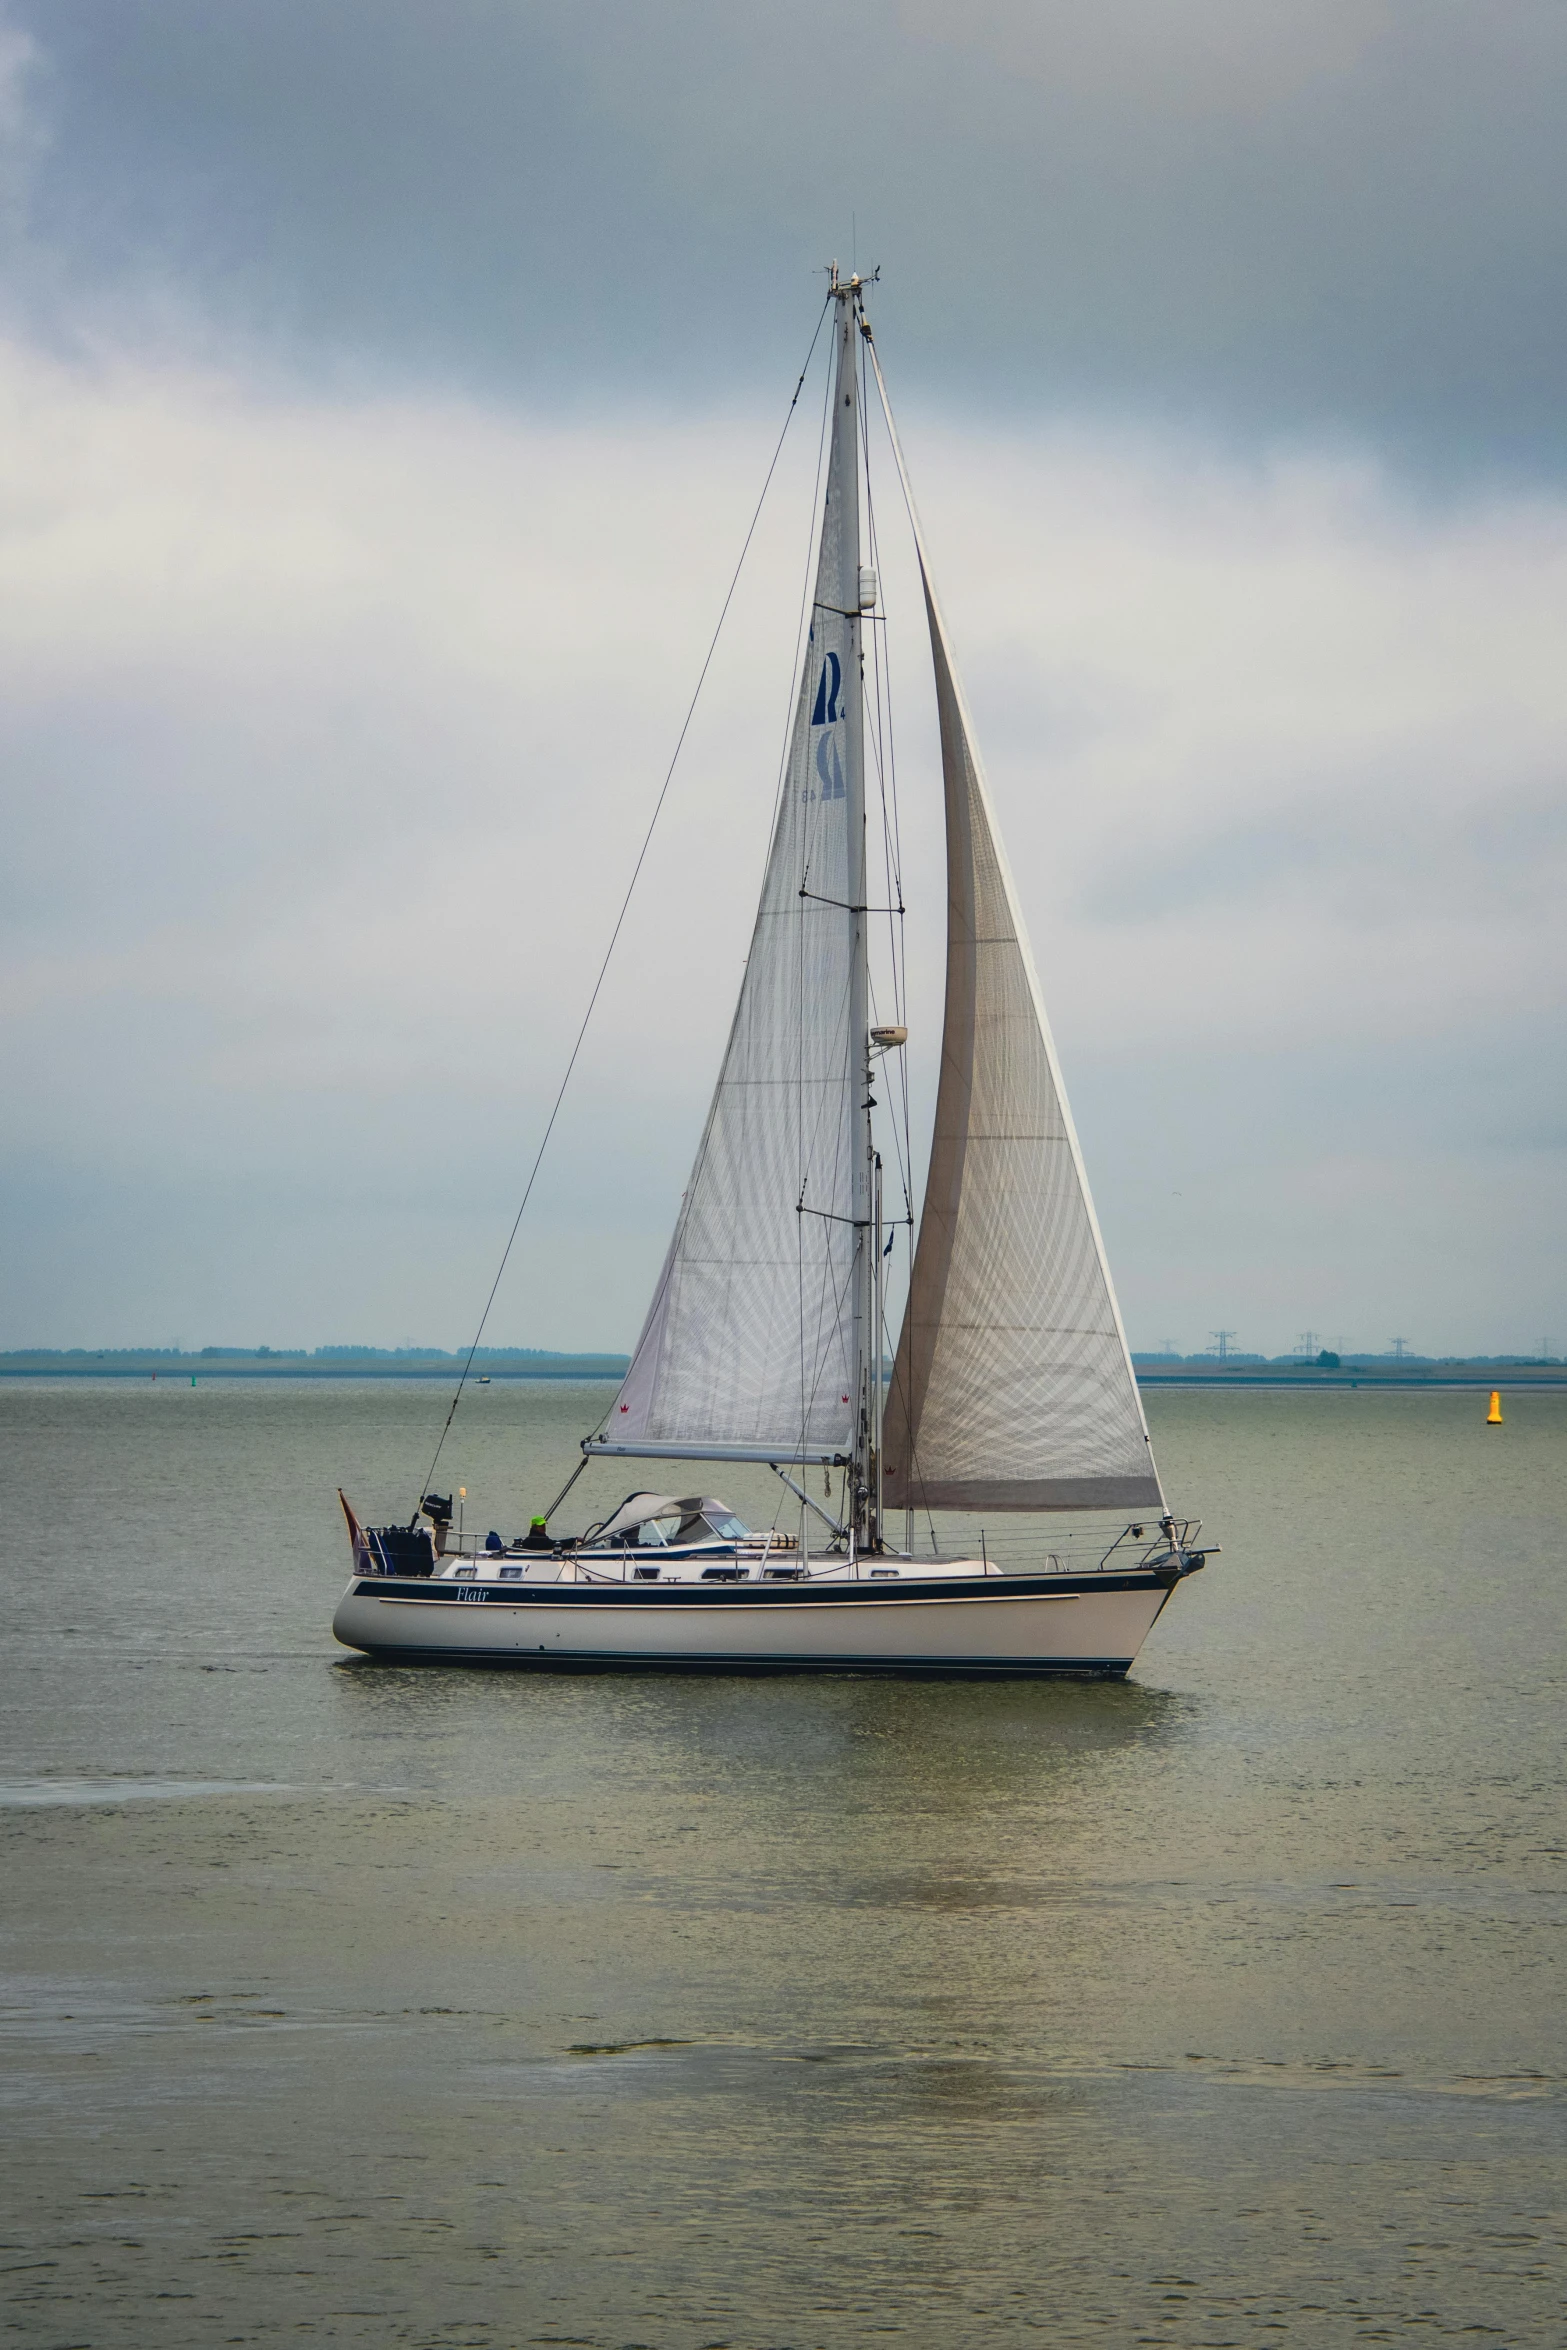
[586,1492,754,1550]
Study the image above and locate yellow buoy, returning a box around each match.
[1486,1389,1503,1425]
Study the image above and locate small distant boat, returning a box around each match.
[335,271,1213,1677]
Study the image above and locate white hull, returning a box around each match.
[331,1566,1184,1678]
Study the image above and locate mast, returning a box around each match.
[829,268,873,1553]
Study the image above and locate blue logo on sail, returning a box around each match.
[808,648,845,799]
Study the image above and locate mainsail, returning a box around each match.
[594,299,869,1463]
[881,558,1163,1514]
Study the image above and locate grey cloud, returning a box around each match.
[10,0,1567,472]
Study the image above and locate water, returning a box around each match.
[2,1379,1562,2346]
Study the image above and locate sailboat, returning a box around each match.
[333,270,1213,1677]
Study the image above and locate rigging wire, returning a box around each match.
[791,334,846,1510]
[858,311,941,1562]
[410,294,834,1521]
[857,332,915,1235]
[543,303,839,1521]
[856,313,921,1557]
[860,621,916,1231]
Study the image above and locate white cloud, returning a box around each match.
[0,335,1562,1354]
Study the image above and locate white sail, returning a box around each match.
[595,300,868,1464]
[881,568,1164,1516]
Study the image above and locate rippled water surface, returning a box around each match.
[2,1378,1562,2346]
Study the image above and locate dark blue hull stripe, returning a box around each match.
[345,1646,1135,1680]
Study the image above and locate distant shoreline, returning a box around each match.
[3,1351,1564,1392]
[1134,1367,1567,1391]
[0,1351,630,1381]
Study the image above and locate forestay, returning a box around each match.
[881,567,1163,1515]
[599,304,866,1462]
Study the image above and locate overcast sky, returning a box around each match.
[3,1,1564,1359]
